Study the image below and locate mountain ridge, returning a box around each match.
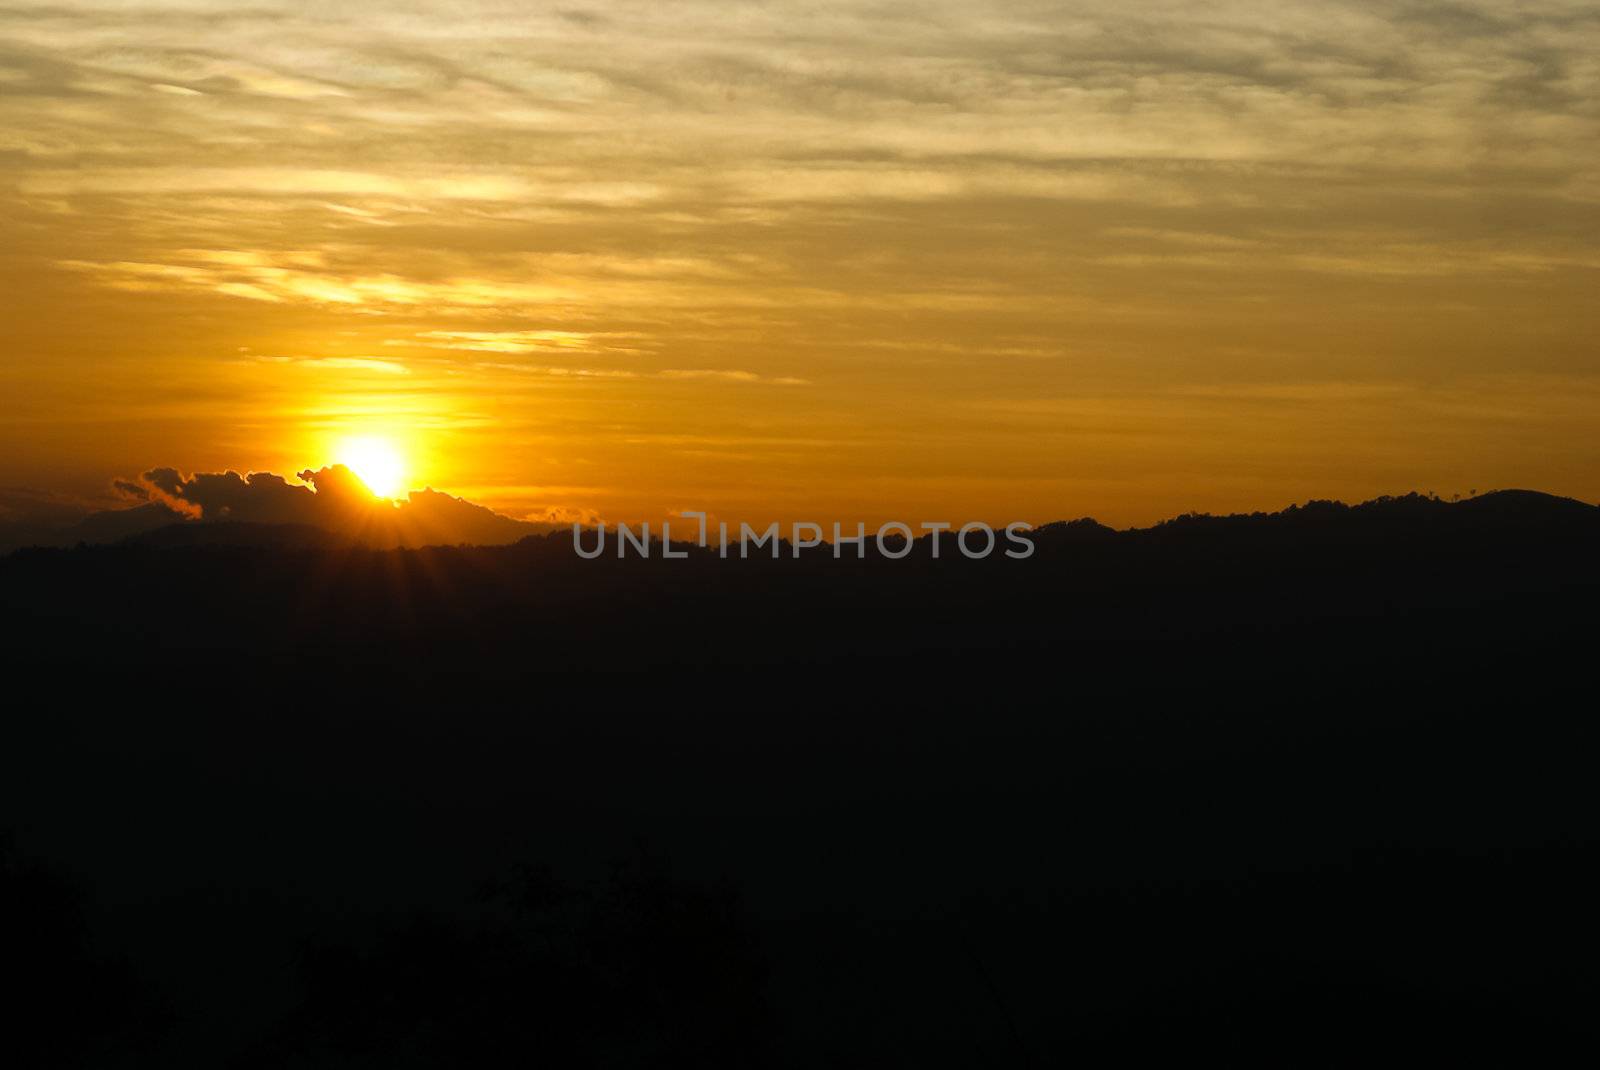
[4,486,1595,557]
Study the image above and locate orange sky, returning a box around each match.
[3,1,1598,528]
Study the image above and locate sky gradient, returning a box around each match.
[3,0,1598,527]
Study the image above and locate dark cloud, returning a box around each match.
[142,467,185,497]
[121,465,558,548]
[111,478,150,501]
[1,467,565,553]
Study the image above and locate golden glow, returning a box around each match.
[338,436,406,499]
[2,3,1599,527]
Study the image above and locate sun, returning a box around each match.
[338,436,407,498]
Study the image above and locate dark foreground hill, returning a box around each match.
[2,489,1598,1066]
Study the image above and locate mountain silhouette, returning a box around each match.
[2,486,1596,673]
[4,485,1600,1065]
[6,482,1593,555]
[120,521,354,551]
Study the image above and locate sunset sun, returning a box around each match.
[339,437,406,499]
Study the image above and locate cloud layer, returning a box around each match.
[2,466,562,551]
[2,1,1598,522]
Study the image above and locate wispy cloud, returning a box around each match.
[4,1,1599,523]
[412,330,652,355]
[245,354,412,374]
[659,369,810,386]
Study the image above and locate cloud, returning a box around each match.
[522,503,603,526]
[659,369,810,385]
[245,354,412,374]
[111,478,150,501]
[3,1,1599,524]
[411,330,653,355]
[0,464,598,552]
